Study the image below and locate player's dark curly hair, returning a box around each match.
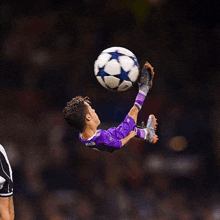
[63,96,91,133]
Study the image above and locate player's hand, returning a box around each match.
[128,130,137,138]
[121,131,137,146]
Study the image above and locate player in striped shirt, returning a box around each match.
[0,144,14,219]
[63,62,158,152]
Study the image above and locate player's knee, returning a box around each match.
[128,106,139,122]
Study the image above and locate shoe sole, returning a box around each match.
[144,62,155,88]
[149,114,158,144]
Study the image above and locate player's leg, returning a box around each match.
[133,61,155,110]
[129,62,155,122]
[135,114,158,144]
[127,105,139,123]
[112,62,155,139]
[135,62,157,143]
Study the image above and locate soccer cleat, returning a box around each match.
[138,62,155,95]
[144,114,158,144]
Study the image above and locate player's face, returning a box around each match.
[85,103,100,125]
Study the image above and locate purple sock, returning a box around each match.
[134,91,146,110]
[135,127,147,139]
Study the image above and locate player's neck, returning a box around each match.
[81,126,97,139]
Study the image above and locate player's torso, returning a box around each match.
[79,129,121,153]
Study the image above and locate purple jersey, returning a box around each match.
[79,115,136,152]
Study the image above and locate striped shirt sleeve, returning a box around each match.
[0,145,13,197]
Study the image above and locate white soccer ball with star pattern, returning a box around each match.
[94,46,139,92]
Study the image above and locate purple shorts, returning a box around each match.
[107,115,136,140]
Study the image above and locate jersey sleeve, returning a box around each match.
[0,145,13,197]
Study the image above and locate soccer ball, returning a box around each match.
[94,46,139,92]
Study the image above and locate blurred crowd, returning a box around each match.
[1,0,220,219]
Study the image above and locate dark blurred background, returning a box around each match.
[1,0,220,219]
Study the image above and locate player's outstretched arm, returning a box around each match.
[121,130,137,147]
[0,196,14,220]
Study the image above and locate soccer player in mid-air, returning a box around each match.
[63,62,158,153]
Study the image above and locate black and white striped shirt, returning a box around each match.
[0,144,13,197]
